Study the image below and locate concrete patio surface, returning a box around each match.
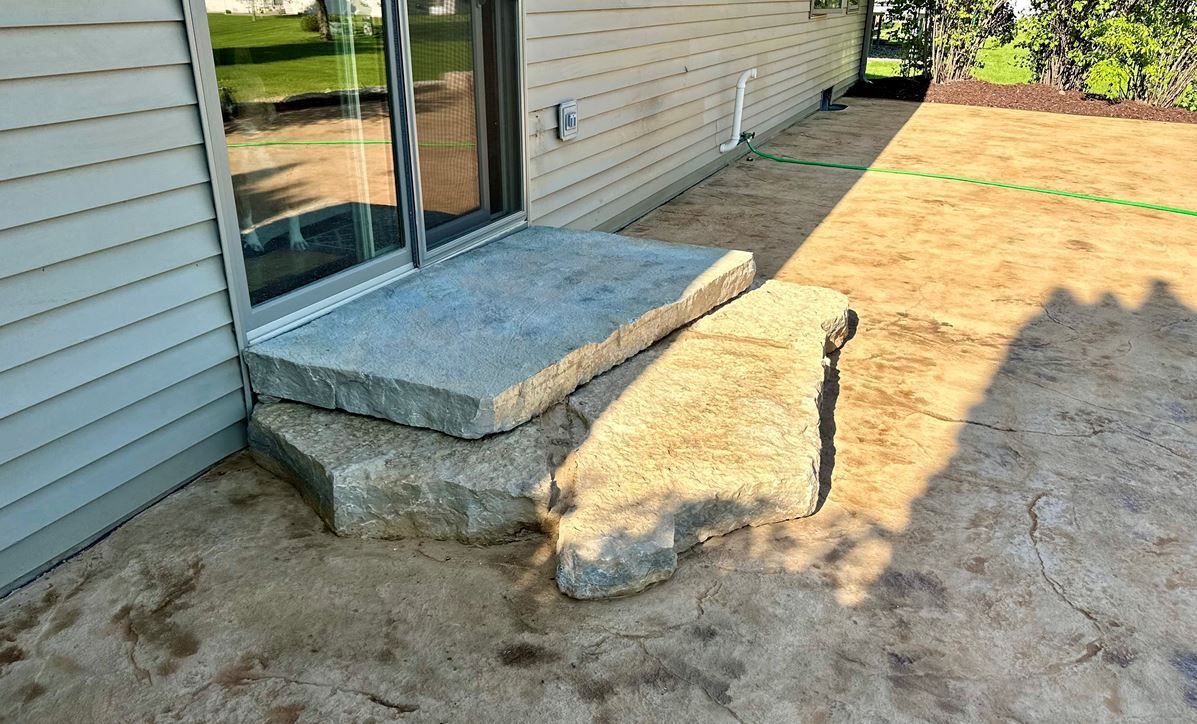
[3,99,1197,722]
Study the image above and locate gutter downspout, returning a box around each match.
[719,68,758,153]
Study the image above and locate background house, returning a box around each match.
[0,0,869,595]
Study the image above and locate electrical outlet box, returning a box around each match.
[558,99,578,141]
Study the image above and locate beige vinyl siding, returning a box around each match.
[0,2,246,595]
[525,0,867,229]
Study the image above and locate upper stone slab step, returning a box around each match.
[244,227,755,439]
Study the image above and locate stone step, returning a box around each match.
[554,281,851,598]
[248,281,852,598]
[249,400,562,544]
[244,227,756,439]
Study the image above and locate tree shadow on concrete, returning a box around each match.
[483,279,1197,719]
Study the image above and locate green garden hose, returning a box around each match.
[225,135,1196,219]
[741,136,1197,219]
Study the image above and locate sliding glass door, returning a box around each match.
[407,0,522,251]
[200,0,522,333]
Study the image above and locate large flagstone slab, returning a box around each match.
[244,227,755,439]
[554,282,852,598]
[248,401,564,543]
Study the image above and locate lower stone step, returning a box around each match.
[249,400,562,544]
[249,281,852,598]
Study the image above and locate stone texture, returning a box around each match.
[248,402,563,543]
[244,227,755,439]
[554,282,852,599]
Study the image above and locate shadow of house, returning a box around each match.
[796,281,1197,718]
[622,98,922,280]
[487,280,1197,719]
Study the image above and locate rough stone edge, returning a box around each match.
[243,353,491,439]
[247,409,339,532]
[247,403,561,544]
[554,284,852,600]
[485,249,756,437]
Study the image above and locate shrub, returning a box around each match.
[298,12,321,33]
[1178,83,1197,110]
[888,0,1016,82]
[218,85,237,117]
[1019,0,1122,91]
[1021,0,1197,108]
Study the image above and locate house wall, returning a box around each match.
[524,1,868,230]
[0,0,247,595]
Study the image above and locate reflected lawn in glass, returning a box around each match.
[212,14,406,306]
[408,3,482,231]
[208,13,470,102]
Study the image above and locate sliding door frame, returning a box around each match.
[185,0,527,346]
[405,0,528,266]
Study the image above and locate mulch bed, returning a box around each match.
[848,75,931,102]
[848,77,1197,125]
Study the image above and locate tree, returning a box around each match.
[1019,0,1134,90]
[889,0,1016,83]
[313,0,332,41]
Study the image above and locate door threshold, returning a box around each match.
[248,261,418,345]
[247,213,527,345]
[422,213,528,267]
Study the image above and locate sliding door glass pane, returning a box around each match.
[407,1,483,232]
[208,8,406,306]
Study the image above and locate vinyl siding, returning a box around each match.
[525,0,868,229]
[0,2,246,595]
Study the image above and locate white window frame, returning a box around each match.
[811,0,861,17]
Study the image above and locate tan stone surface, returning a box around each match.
[556,282,851,598]
[3,100,1196,722]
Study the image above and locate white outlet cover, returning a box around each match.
[558,99,578,141]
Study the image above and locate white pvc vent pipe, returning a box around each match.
[719,68,758,153]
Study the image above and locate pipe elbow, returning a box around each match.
[735,68,758,89]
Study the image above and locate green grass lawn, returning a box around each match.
[866,59,902,80]
[866,39,1032,85]
[972,39,1033,84]
[209,13,471,102]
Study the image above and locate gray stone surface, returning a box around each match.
[244,227,755,439]
[248,403,563,543]
[554,282,852,599]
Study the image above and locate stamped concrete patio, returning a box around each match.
[3,99,1196,722]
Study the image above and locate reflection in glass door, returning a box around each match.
[208,8,409,306]
[407,0,521,250]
